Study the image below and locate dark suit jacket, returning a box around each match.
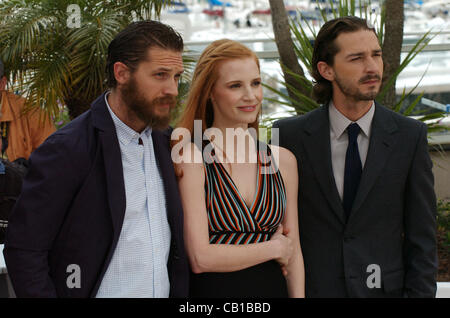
[273,102,437,298]
[3,93,189,297]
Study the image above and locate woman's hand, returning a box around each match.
[270,224,293,272]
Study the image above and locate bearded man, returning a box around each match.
[273,17,437,297]
[3,21,189,298]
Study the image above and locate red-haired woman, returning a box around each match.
[172,39,305,298]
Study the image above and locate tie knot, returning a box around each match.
[347,123,360,143]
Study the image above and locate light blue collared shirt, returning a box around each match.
[96,93,171,298]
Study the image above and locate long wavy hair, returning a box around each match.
[174,39,260,142]
[311,16,377,104]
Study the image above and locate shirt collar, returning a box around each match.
[329,100,375,139]
[104,91,152,146]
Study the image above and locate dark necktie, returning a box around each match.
[343,123,362,220]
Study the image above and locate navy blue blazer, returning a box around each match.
[3,93,189,297]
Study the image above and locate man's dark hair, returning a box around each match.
[106,20,184,88]
[311,16,378,104]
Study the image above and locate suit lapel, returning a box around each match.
[91,93,126,246]
[302,105,347,225]
[348,103,399,223]
[99,131,126,240]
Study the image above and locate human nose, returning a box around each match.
[163,78,179,96]
[242,85,257,101]
[365,56,381,74]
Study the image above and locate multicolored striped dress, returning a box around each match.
[189,140,289,298]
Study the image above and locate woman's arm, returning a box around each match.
[177,143,293,274]
[272,145,306,298]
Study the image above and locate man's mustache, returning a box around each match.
[359,74,381,83]
[154,96,177,107]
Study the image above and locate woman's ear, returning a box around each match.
[317,61,335,82]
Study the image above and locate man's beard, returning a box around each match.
[335,73,381,101]
[121,76,176,130]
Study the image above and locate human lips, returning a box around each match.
[156,96,176,109]
[237,105,257,112]
[362,79,379,85]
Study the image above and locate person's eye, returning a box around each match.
[155,72,168,79]
[229,83,241,89]
[350,57,361,61]
[252,80,261,86]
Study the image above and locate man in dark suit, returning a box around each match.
[273,16,437,297]
[3,21,189,297]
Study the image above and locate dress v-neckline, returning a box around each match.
[207,139,261,213]
[216,159,260,213]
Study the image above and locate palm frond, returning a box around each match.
[0,0,176,120]
[269,0,439,133]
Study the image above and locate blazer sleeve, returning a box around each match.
[403,123,438,298]
[3,134,82,297]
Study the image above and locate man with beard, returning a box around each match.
[3,21,189,298]
[273,16,437,297]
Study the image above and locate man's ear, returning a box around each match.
[113,62,131,85]
[317,61,334,82]
[0,76,7,91]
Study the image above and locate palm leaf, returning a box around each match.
[0,0,172,121]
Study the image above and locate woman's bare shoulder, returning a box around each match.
[268,144,297,169]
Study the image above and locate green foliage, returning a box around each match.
[264,0,445,131]
[0,0,194,120]
[52,106,71,130]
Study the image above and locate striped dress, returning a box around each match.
[204,140,287,245]
[189,140,289,298]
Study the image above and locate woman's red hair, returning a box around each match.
[174,39,260,141]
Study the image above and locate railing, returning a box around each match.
[184,32,450,59]
[184,35,450,145]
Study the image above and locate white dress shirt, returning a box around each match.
[96,93,171,298]
[329,101,375,201]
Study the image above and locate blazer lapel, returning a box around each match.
[91,94,126,244]
[302,105,347,225]
[348,103,399,223]
[99,131,126,239]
